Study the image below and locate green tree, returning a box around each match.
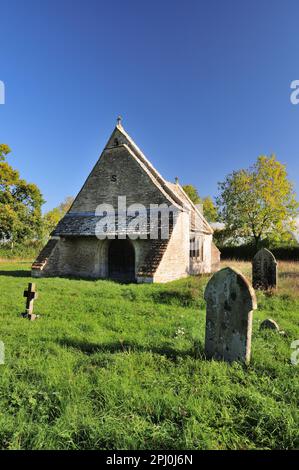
[201,196,218,222]
[216,155,299,249]
[42,196,74,240]
[182,184,218,222]
[0,145,44,246]
[182,184,201,204]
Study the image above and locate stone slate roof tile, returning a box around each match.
[52,211,175,237]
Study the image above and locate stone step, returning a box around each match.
[31,238,58,272]
[137,226,174,277]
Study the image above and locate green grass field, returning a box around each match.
[0,260,298,450]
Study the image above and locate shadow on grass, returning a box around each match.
[151,289,198,307]
[0,270,31,277]
[41,274,138,284]
[0,271,135,282]
[58,338,205,360]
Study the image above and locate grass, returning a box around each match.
[0,260,298,450]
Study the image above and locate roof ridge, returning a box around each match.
[122,144,183,210]
[116,125,189,211]
[175,183,213,234]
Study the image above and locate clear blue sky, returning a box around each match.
[0,0,299,212]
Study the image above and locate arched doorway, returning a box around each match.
[108,239,135,282]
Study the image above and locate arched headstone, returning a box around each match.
[260,318,280,331]
[252,248,277,290]
[204,267,257,364]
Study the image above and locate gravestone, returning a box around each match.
[260,318,280,331]
[204,267,257,364]
[23,283,38,321]
[252,248,277,290]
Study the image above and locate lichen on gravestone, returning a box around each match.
[204,267,257,364]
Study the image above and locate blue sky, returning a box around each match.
[0,0,299,212]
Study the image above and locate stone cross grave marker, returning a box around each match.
[23,282,38,320]
[204,267,257,364]
[252,248,278,290]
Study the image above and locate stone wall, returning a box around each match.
[38,236,154,280]
[37,221,214,282]
[211,242,221,272]
[189,234,213,275]
[153,212,190,283]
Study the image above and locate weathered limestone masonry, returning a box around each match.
[32,122,217,282]
[211,242,221,272]
[153,211,190,283]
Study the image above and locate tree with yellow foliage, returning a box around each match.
[42,196,74,241]
[216,155,299,249]
[182,185,218,222]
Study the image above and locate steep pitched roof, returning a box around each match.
[55,122,213,236]
[104,123,189,210]
[166,181,213,234]
[107,123,213,233]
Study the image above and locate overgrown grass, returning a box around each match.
[0,261,298,450]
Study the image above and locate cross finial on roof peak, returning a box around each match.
[117,115,122,127]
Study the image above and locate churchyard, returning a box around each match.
[0,258,298,450]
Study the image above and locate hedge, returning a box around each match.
[0,241,42,260]
[219,245,299,261]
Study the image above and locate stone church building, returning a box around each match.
[32,121,220,282]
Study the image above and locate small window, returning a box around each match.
[190,238,202,259]
[190,239,199,258]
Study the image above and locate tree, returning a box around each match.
[216,155,299,249]
[58,196,74,214]
[42,196,74,240]
[182,184,218,222]
[0,145,44,246]
[0,144,11,161]
[201,196,218,222]
[182,184,201,204]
